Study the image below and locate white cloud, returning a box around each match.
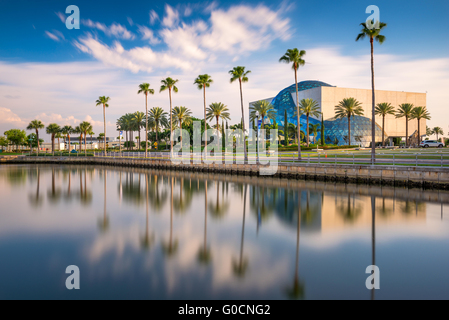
[45,31,63,42]
[137,26,161,45]
[127,17,133,26]
[162,4,179,28]
[81,19,135,40]
[149,10,159,25]
[55,11,65,23]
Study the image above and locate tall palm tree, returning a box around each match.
[279,48,306,160]
[73,126,83,153]
[138,83,155,157]
[432,127,444,141]
[356,20,387,163]
[87,128,95,150]
[194,74,213,159]
[396,103,414,147]
[132,111,145,150]
[46,123,61,155]
[375,102,395,147]
[334,98,364,146]
[412,106,431,144]
[79,121,92,156]
[55,132,63,152]
[95,96,110,154]
[160,78,179,157]
[148,107,169,149]
[296,98,321,147]
[309,123,320,145]
[206,102,231,146]
[229,66,251,162]
[172,106,192,143]
[26,120,45,156]
[61,126,73,153]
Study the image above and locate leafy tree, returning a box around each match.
[0,136,8,151]
[334,98,364,146]
[138,83,155,157]
[4,129,27,152]
[320,114,325,146]
[426,126,433,136]
[95,96,110,153]
[279,48,306,160]
[309,124,320,145]
[433,127,444,141]
[206,102,231,145]
[26,120,45,155]
[148,107,169,148]
[45,124,61,155]
[356,19,387,162]
[229,66,250,161]
[412,106,431,144]
[172,106,192,143]
[26,133,44,150]
[194,74,213,156]
[375,102,395,146]
[160,78,179,155]
[294,98,320,147]
[132,111,145,150]
[284,110,289,146]
[396,103,414,147]
[61,126,74,152]
[79,121,92,155]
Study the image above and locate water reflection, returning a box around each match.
[1,164,449,299]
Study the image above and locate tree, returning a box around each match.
[229,66,251,162]
[295,98,321,147]
[433,127,444,141]
[55,132,63,152]
[172,106,192,144]
[309,124,320,145]
[412,106,431,144]
[0,136,8,151]
[45,124,61,155]
[194,74,213,159]
[426,126,433,136]
[73,126,83,152]
[87,128,95,150]
[138,83,155,157]
[357,20,387,163]
[95,96,110,153]
[375,102,395,147]
[160,78,179,156]
[132,111,145,150]
[206,102,231,146]
[26,133,44,150]
[4,129,27,152]
[26,120,45,156]
[279,48,306,160]
[79,121,92,155]
[148,107,169,149]
[334,98,364,146]
[61,126,73,153]
[396,103,414,147]
[284,110,289,146]
[320,114,325,146]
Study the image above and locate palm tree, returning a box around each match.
[396,103,414,147]
[172,106,192,143]
[296,98,321,147]
[87,128,95,150]
[55,132,63,153]
[194,74,213,159]
[79,121,92,156]
[26,120,45,156]
[138,83,155,157]
[148,107,169,149]
[73,126,82,152]
[229,66,251,162]
[412,107,431,144]
[375,102,395,147]
[309,123,320,145]
[95,96,110,154]
[61,126,73,153]
[250,100,277,158]
[132,111,145,150]
[160,78,179,157]
[334,98,364,146]
[433,127,444,141]
[279,48,306,160]
[46,123,61,155]
[206,102,231,146]
[356,20,387,163]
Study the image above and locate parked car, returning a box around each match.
[420,140,444,148]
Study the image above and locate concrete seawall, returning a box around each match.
[2,156,449,190]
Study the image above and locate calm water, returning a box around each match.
[1,164,449,300]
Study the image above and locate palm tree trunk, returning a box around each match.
[417,118,421,144]
[406,116,409,147]
[52,134,55,155]
[216,116,220,152]
[370,37,376,164]
[382,115,385,147]
[156,124,159,148]
[239,78,248,162]
[294,67,302,160]
[36,129,40,156]
[84,132,87,156]
[68,135,71,154]
[348,115,351,146]
[145,93,148,158]
[169,88,173,158]
[203,85,207,161]
[179,120,183,143]
[103,104,106,155]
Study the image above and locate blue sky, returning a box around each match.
[0,0,448,140]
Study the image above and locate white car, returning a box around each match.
[420,140,444,148]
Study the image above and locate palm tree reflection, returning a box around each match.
[141,174,155,250]
[28,167,43,206]
[162,177,178,257]
[198,180,212,264]
[98,170,109,232]
[232,184,248,277]
[47,168,61,203]
[209,180,229,219]
[337,194,362,223]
